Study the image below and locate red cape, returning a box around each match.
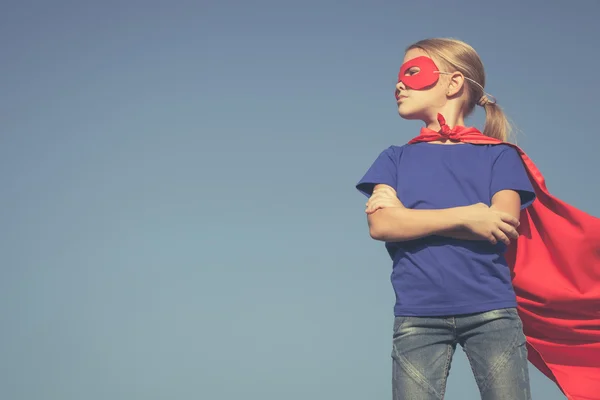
[408,116,600,400]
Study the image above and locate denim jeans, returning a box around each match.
[391,308,531,400]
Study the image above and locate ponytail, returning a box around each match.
[481,100,512,143]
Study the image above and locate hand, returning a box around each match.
[366,185,404,214]
[457,203,520,245]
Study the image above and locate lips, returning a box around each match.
[395,89,407,101]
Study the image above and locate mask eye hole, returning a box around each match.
[405,67,421,76]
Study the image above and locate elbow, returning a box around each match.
[369,225,386,241]
[368,214,390,241]
[367,208,409,242]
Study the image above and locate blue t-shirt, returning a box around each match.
[356,143,536,317]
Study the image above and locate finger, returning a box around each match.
[497,212,520,227]
[493,229,510,246]
[366,195,381,209]
[376,186,397,197]
[368,193,386,203]
[370,197,392,207]
[372,190,394,200]
[487,233,498,245]
[365,203,374,214]
[498,222,519,239]
[366,205,383,214]
[374,186,395,195]
[366,200,382,214]
[383,187,397,197]
[371,190,402,208]
[376,201,399,210]
[367,199,398,214]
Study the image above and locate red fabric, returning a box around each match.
[397,56,441,92]
[408,114,600,400]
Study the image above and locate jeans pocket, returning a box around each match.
[392,316,408,337]
[499,307,524,328]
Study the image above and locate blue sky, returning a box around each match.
[1,1,599,399]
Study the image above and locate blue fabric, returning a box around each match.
[356,143,536,316]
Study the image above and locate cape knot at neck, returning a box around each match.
[437,113,462,140]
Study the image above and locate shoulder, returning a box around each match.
[490,143,518,156]
[384,144,407,156]
[371,144,407,162]
[455,143,521,165]
[489,144,523,164]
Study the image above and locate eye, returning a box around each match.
[405,67,421,76]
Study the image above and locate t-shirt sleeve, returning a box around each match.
[356,146,398,198]
[490,146,536,209]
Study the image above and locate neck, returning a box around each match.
[425,101,466,130]
[426,113,466,131]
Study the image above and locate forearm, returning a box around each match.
[368,207,466,242]
[438,228,486,241]
[438,203,517,242]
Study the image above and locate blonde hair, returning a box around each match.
[407,38,512,142]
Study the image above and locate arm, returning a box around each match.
[439,190,521,241]
[366,184,465,241]
[366,185,520,244]
[368,206,465,242]
[439,227,487,241]
[490,189,522,220]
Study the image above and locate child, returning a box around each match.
[356,38,600,400]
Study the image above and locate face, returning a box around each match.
[395,48,449,121]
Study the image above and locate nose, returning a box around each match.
[395,81,406,99]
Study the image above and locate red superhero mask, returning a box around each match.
[396,56,442,98]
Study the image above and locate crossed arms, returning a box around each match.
[365,184,522,246]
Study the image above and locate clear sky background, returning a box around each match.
[1,1,599,399]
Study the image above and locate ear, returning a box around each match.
[446,72,465,97]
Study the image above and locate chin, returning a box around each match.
[397,104,422,120]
